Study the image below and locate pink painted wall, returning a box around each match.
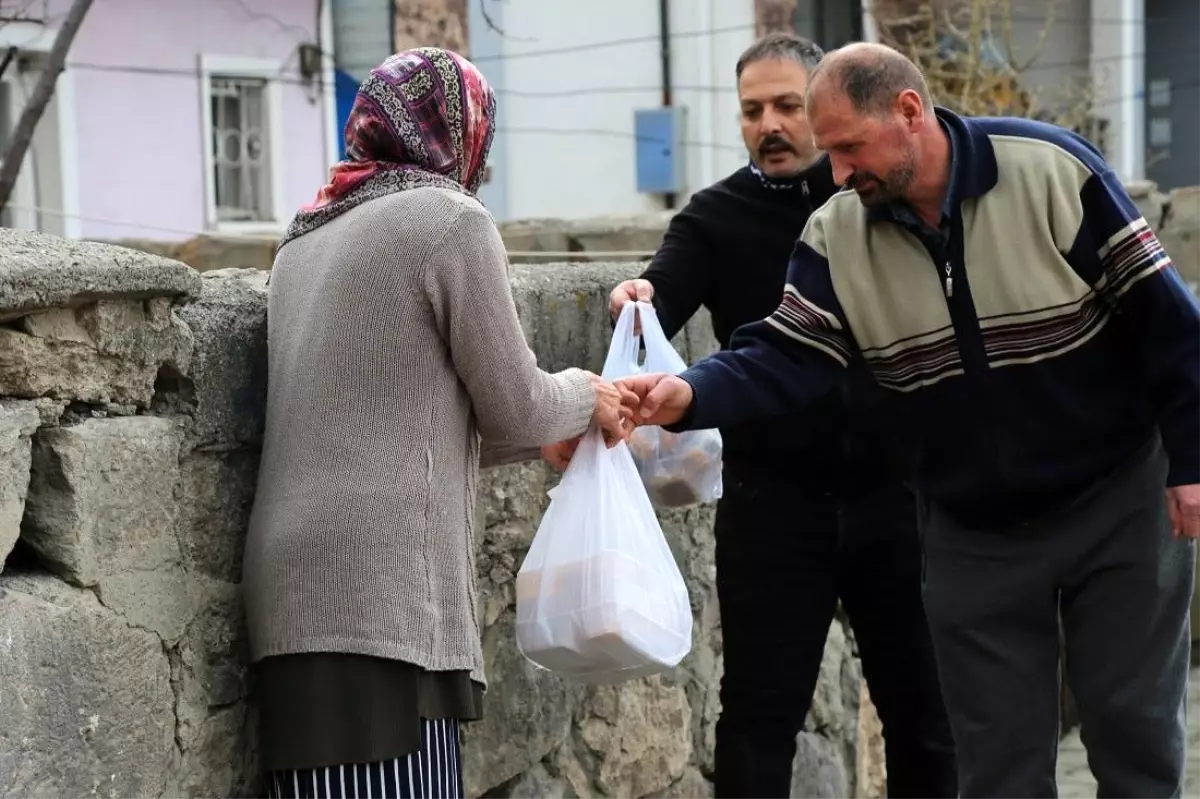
[56,0,329,241]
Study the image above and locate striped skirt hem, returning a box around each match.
[265,718,462,799]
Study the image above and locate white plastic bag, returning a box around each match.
[614,301,724,508]
[514,311,694,683]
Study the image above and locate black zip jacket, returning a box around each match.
[638,156,916,496]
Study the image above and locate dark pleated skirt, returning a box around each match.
[255,652,484,774]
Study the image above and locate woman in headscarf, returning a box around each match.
[243,47,632,799]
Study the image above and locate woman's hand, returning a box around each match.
[588,373,636,447]
[541,438,581,470]
[541,376,636,471]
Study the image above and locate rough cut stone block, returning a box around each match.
[166,576,257,798]
[655,504,721,774]
[0,400,38,569]
[464,462,583,792]
[21,416,195,641]
[176,449,260,583]
[495,762,574,798]
[509,262,717,377]
[652,767,716,798]
[508,262,642,375]
[0,298,193,407]
[577,676,693,798]
[0,227,201,322]
[463,599,582,794]
[0,574,175,798]
[857,684,887,799]
[175,268,268,448]
[792,731,850,798]
[1162,186,1200,285]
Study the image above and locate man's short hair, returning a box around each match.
[809,45,934,115]
[735,32,824,80]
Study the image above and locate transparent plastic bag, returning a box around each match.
[610,301,724,508]
[514,427,694,684]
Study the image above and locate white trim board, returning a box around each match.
[319,0,340,171]
[54,65,81,238]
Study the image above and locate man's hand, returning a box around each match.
[1166,484,1200,539]
[588,373,637,446]
[609,278,655,333]
[541,437,581,471]
[615,372,694,427]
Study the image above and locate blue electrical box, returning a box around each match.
[634,106,688,195]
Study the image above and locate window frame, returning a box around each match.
[198,54,287,235]
[793,0,867,49]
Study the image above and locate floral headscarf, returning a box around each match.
[278,47,496,248]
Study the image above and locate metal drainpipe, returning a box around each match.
[658,0,676,209]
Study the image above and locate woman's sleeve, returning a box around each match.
[422,202,596,448]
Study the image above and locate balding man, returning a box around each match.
[618,42,1200,798]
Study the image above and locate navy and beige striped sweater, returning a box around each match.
[672,107,1200,529]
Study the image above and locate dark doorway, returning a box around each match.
[1144,0,1200,189]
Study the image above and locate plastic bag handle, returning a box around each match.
[555,424,613,495]
[601,300,644,381]
[634,300,688,375]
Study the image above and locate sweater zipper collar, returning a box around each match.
[750,161,820,215]
[749,160,804,192]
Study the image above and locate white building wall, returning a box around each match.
[473,0,1120,220]
[475,0,757,221]
[333,0,393,81]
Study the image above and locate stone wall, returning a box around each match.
[92,213,677,274]
[0,230,873,798]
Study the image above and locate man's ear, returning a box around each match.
[896,89,925,130]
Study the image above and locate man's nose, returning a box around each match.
[760,107,784,133]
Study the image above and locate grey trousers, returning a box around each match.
[920,437,1194,798]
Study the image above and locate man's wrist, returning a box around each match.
[663,375,699,433]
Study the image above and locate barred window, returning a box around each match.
[208,75,273,222]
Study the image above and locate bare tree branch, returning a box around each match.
[479,0,504,34]
[0,0,92,213]
[0,46,17,80]
[477,0,534,41]
[1000,0,1057,74]
[0,0,40,25]
[871,0,1098,133]
[1145,149,1170,170]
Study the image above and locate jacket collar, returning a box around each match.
[866,106,999,223]
[747,153,838,205]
